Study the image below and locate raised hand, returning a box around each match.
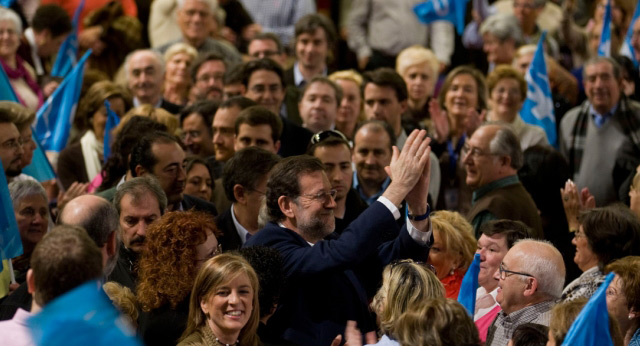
[429,99,450,143]
[383,130,431,207]
[561,180,595,231]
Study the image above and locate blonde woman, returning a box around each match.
[163,43,198,106]
[328,70,365,139]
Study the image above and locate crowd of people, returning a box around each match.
[2,0,640,345]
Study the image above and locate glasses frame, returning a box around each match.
[310,130,352,148]
[499,262,534,280]
[298,189,337,203]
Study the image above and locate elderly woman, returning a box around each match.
[480,13,523,71]
[396,45,440,133]
[163,43,198,106]
[428,211,477,298]
[0,8,43,111]
[179,253,261,346]
[57,81,131,190]
[184,157,213,202]
[137,210,222,346]
[547,298,624,346]
[328,70,364,140]
[486,65,547,150]
[561,205,640,302]
[9,180,49,284]
[606,257,640,346]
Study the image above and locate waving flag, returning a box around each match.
[22,131,57,182]
[561,272,615,346]
[51,0,85,78]
[0,65,19,102]
[521,32,557,147]
[0,0,17,8]
[620,0,640,65]
[0,162,24,272]
[598,0,612,57]
[28,280,141,346]
[103,100,121,163]
[457,253,481,315]
[414,0,469,35]
[34,50,92,154]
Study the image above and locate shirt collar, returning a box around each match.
[133,97,163,108]
[472,175,519,203]
[293,62,328,88]
[589,103,618,119]
[352,172,391,205]
[231,203,251,244]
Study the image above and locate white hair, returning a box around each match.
[480,13,523,45]
[124,49,166,81]
[176,0,224,24]
[512,239,566,299]
[0,7,22,33]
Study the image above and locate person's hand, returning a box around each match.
[561,180,595,231]
[464,108,486,137]
[43,81,60,98]
[8,283,19,293]
[358,57,369,71]
[429,99,449,143]
[57,182,89,212]
[404,142,432,217]
[383,130,432,206]
[331,320,363,346]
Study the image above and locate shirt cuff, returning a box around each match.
[377,196,401,220]
[407,219,432,246]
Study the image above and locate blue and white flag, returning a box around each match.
[34,50,92,153]
[562,272,615,346]
[0,65,19,102]
[0,0,17,8]
[22,131,57,182]
[103,100,120,163]
[598,0,612,57]
[620,0,640,65]
[457,253,481,316]
[28,280,142,346]
[414,0,469,35]
[521,32,557,147]
[51,0,85,78]
[0,162,24,272]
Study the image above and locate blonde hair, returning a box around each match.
[163,42,198,64]
[0,101,35,131]
[181,253,260,346]
[396,45,439,80]
[430,211,477,272]
[328,69,366,123]
[103,281,139,328]
[394,298,480,346]
[113,105,180,137]
[371,259,444,335]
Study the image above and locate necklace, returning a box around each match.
[214,337,239,346]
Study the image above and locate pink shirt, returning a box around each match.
[0,308,35,346]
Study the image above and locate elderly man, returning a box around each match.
[464,124,542,238]
[486,239,566,346]
[299,77,341,134]
[560,57,640,206]
[245,130,434,346]
[125,49,182,114]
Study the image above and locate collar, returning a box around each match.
[472,175,519,203]
[133,97,163,108]
[499,300,555,322]
[231,203,251,244]
[352,172,391,205]
[293,62,328,88]
[589,103,618,121]
[277,222,314,246]
[23,28,43,75]
[11,308,33,325]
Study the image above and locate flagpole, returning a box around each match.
[8,259,16,285]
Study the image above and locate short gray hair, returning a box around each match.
[0,7,22,33]
[114,176,168,215]
[583,56,623,81]
[9,180,48,210]
[512,239,565,299]
[176,0,224,24]
[480,13,523,45]
[487,123,523,170]
[124,49,165,82]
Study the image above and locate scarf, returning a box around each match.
[80,130,104,182]
[0,55,44,108]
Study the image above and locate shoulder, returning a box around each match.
[183,195,218,216]
[177,330,206,346]
[560,104,584,129]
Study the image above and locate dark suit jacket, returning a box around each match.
[216,207,242,251]
[159,98,183,115]
[57,142,90,190]
[283,67,295,88]
[182,194,218,217]
[0,283,30,321]
[244,201,431,346]
[278,117,313,158]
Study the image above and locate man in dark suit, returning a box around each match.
[125,49,182,115]
[245,130,434,346]
[216,147,280,251]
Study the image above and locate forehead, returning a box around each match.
[197,60,225,75]
[238,123,273,138]
[297,28,327,42]
[129,53,161,71]
[184,112,206,126]
[213,107,239,126]
[304,81,336,98]
[479,233,508,247]
[585,61,615,77]
[469,126,497,148]
[0,122,19,141]
[248,69,282,86]
[406,62,434,75]
[314,144,351,162]
[17,194,47,208]
[0,19,17,30]
[450,73,477,87]
[364,83,399,102]
[298,170,330,192]
[249,39,278,52]
[181,0,211,12]
[151,141,185,164]
[119,192,162,215]
[355,126,391,149]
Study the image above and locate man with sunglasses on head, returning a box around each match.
[486,239,565,346]
[307,130,368,234]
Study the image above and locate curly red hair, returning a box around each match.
[136,210,220,312]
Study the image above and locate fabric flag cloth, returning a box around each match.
[521,31,557,147]
[414,0,469,35]
[598,0,612,57]
[620,0,640,65]
[0,0,17,8]
[34,50,92,153]
[0,161,24,272]
[22,131,57,182]
[28,280,142,346]
[0,65,19,102]
[457,253,481,316]
[103,99,120,163]
[561,272,615,346]
[50,0,85,78]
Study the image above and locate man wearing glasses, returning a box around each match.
[0,110,24,180]
[464,124,542,238]
[486,239,565,346]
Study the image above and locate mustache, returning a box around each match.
[129,235,146,246]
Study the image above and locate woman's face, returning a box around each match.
[427,229,459,280]
[490,78,523,123]
[196,230,219,268]
[606,275,633,333]
[444,73,479,120]
[166,52,193,84]
[335,79,361,128]
[403,62,435,105]
[15,194,48,251]
[92,97,126,141]
[19,126,36,169]
[595,0,625,28]
[185,163,213,201]
[0,20,20,59]
[201,273,254,340]
[572,226,599,272]
[483,33,515,65]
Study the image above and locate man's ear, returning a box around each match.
[107,231,117,257]
[278,195,295,219]
[234,184,247,205]
[27,269,36,294]
[135,164,147,177]
[274,140,281,153]
[523,277,538,297]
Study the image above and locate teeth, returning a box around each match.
[227,311,242,316]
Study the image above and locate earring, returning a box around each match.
[449,269,455,276]
[629,313,635,320]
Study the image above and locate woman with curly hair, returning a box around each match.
[179,253,261,346]
[136,210,222,346]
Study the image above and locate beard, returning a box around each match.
[298,215,334,242]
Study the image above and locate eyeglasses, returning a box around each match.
[299,189,337,203]
[463,144,496,159]
[390,259,437,276]
[499,262,534,280]
[310,130,352,148]
[573,229,586,239]
[1,138,23,151]
[197,244,222,263]
[181,130,201,139]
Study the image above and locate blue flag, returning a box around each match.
[0,161,24,271]
[521,32,557,147]
[457,253,481,316]
[620,0,640,65]
[34,50,92,153]
[0,65,19,102]
[414,0,469,35]
[51,0,85,78]
[103,100,120,163]
[562,272,615,346]
[22,130,57,182]
[598,0,612,57]
[28,280,142,346]
[0,0,17,8]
